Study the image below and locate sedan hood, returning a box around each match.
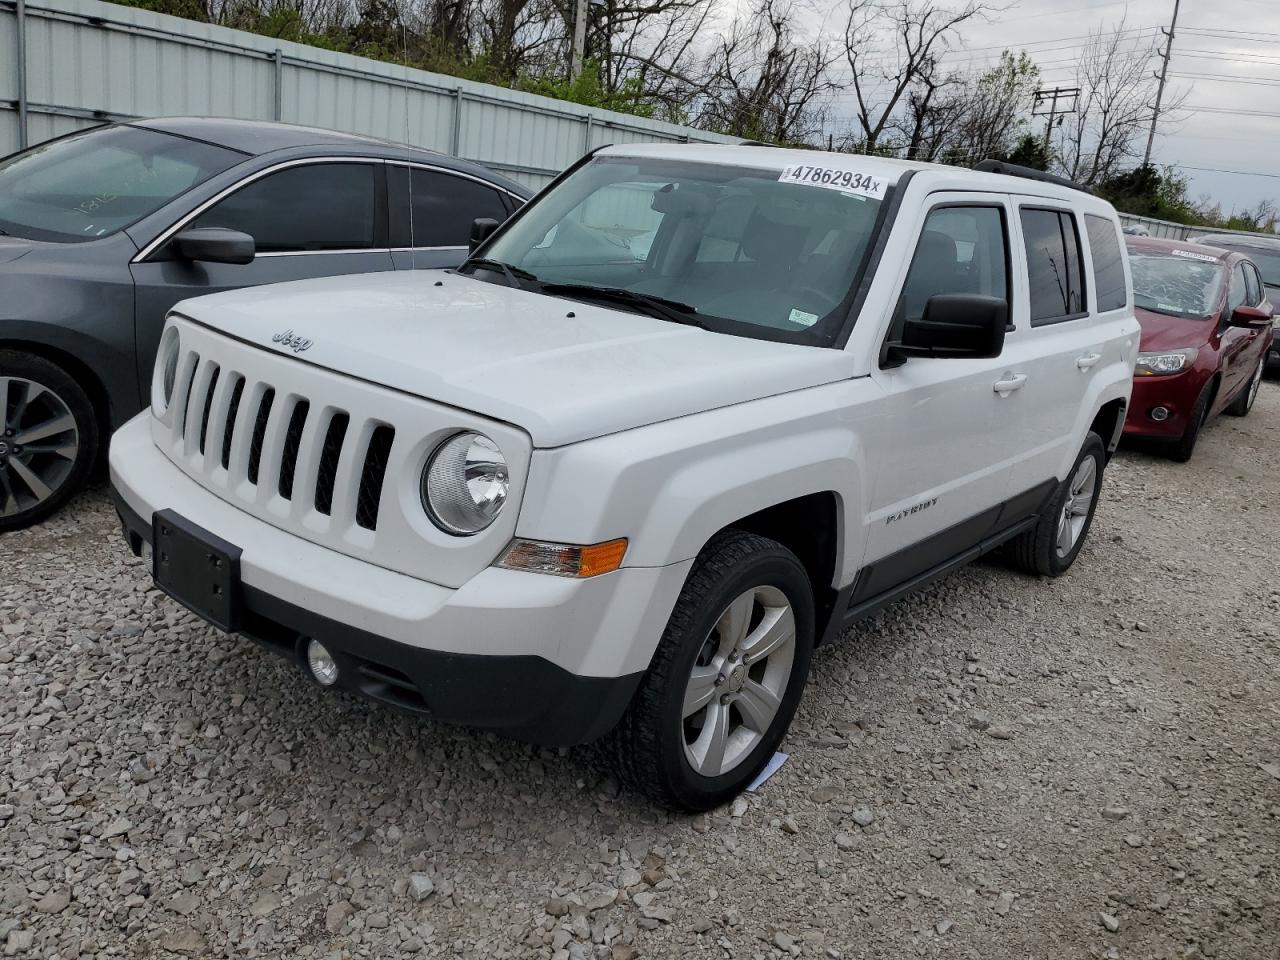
[173,271,853,447]
[1135,306,1214,353]
[0,236,33,266]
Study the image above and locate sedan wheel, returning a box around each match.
[1226,358,1264,417]
[0,352,98,532]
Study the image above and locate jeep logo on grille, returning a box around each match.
[271,329,313,354]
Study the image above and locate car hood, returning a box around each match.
[1135,306,1214,353]
[0,236,33,266]
[172,271,853,447]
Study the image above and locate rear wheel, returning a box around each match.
[1225,357,1264,417]
[1005,432,1105,577]
[0,351,98,532]
[607,530,815,811]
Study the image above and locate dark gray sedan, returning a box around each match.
[0,117,529,530]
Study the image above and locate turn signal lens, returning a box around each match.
[497,538,628,578]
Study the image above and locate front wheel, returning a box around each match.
[607,530,815,811]
[1005,432,1106,577]
[0,351,98,532]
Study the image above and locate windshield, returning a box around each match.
[0,125,243,242]
[480,155,890,345]
[1130,253,1224,318]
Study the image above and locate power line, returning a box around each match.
[1184,104,1280,117]
[1170,73,1280,86]
[1180,28,1275,46]
[1175,165,1280,180]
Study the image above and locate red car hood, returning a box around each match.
[1135,306,1214,352]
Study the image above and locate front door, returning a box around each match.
[130,161,394,393]
[858,193,1021,602]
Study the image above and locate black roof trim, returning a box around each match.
[975,159,1092,195]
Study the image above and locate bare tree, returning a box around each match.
[1056,18,1184,185]
[840,0,995,154]
[696,0,839,143]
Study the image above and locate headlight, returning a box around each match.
[421,432,509,535]
[1134,348,1197,377]
[153,326,181,413]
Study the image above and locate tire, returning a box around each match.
[1168,378,1214,463]
[0,350,99,532]
[1005,432,1106,577]
[607,530,815,812]
[1225,356,1264,417]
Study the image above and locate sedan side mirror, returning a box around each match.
[885,294,1009,365]
[469,217,501,253]
[1229,304,1273,329]
[172,228,255,265]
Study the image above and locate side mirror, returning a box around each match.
[469,217,501,252]
[1229,304,1272,329]
[172,228,255,265]
[886,294,1008,364]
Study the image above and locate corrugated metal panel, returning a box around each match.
[0,0,736,189]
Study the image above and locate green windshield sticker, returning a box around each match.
[789,308,820,327]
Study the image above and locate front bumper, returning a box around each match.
[1122,372,1203,440]
[109,414,691,746]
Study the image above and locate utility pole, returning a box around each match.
[570,0,588,81]
[1143,0,1181,168]
[1033,86,1080,151]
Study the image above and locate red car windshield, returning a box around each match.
[1129,253,1224,319]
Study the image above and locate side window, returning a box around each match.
[1227,264,1248,312]
[411,169,510,247]
[900,205,1009,323]
[1243,262,1262,305]
[1021,208,1087,324]
[190,163,376,253]
[1085,214,1127,311]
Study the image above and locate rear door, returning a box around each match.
[129,160,394,389]
[998,203,1104,498]
[386,163,515,270]
[858,192,1019,599]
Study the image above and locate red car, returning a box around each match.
[1123,237,1273,461]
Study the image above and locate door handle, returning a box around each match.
[1076,352,1102,371]
[992,373,1027,396]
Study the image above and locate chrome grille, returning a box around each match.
[170,356,397,532]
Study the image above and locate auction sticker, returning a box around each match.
[778,164,889,199]
[1171,249,1218,263]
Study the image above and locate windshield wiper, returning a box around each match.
[460,257,538,289]
[540,283,706,329]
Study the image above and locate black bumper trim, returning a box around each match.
[110,484,642,747]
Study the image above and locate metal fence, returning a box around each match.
[1118,212,1278,243]
[0,0,737,189]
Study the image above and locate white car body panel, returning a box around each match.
[170,271,854,447]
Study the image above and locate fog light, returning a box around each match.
[305,638,339,686]
[1150,406,1170,422]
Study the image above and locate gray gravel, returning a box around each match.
[3,384,1280,960]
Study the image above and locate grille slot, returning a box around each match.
[198,365,220,455]
[246,388,275,486]
[355,425,395,530]
[277,400,310,500]
[177,354,201,440]
[314,412,349,516]
[220,376,245,470]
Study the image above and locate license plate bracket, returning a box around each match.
[152,509,242,632]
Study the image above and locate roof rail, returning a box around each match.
[974,159,1092,194]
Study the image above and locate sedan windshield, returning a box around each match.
[0,125,243,243]
[479,155,890,345]
[1130,253,1224,318]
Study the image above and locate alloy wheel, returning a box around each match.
[681,585,796,777]
[1055,453,1097,558]
[0,377,80,519]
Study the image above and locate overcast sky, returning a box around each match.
[805,0,1279,214]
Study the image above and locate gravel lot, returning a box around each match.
[3,385,1279,960]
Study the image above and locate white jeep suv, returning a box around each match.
[110,145,1139,810]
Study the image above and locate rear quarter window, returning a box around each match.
[1084,214,1128,311]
